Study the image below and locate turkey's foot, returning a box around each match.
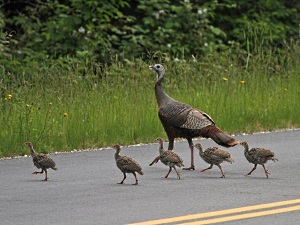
[183,165,195,170]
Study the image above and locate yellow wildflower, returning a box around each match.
[240,80,246,84]
[222,77,228,81]
[64,112,68,117]
[7,94,12,100]
[49,102,53,106]
[25,104,30,107]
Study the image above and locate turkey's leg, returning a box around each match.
[163,167,172,178]
[149,156,160,166]
[132,172,139,185]
[183,141,195,170]
[262,164,270,178]
[118,172,127,184]
[245,164,257,176]
[216,164,225,178]
[199,164,213,173]
[43,169,48,181]
[32,169,44,175]
[173,166,181,179]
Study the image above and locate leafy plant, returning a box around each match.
[1,0,299,62]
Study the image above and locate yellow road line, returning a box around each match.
[128,199,300,225]
[178,205,300,225]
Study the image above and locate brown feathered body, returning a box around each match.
[113,144,143,185]
[158,106,236,149]
[32,154,57,171]
[195,143,234,178]
[115,153,144,176]
[149,64,238,170]
[156,137,184,179]
[24,142,57,181]
[242,142,278,165]
[241,141,278,178]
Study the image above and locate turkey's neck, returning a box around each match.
[158,142,165,155]
[28,145,36,157]
[243,144,249,153]
[197,146,204,155]
[155,78,173,107]
[114,148,121,159]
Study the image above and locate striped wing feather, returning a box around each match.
[253,148,275,157]
[181,109,215,129]
[161,151,183,166]
[159,104,214,130]
[203,147,233,164]
[116,156,143,174]
[34,153,56,169]
[247,148,278,164]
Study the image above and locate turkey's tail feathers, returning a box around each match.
[52,167,58,170]
[200,125,239,148]
[138,170,144,175]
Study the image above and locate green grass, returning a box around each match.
[0,44,299,157]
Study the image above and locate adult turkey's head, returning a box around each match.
[149,64,165,80]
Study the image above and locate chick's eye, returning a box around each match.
[156,65,160,68]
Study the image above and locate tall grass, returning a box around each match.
[0,43,299,157]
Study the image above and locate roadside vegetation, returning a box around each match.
[0,1,299,157]
[1,42,299,157]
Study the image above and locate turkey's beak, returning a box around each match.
[149,65,154,70]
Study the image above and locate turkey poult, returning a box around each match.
[195,143,234,178]
[24,142,57,181]
[156,137,184,179]
[149,64,239,170]
[113,144,144,185]
[240,141,278,178]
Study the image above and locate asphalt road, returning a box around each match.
[1,130,299,225]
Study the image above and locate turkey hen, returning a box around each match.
[149,64,239,170]
[156,137,184,179]
[24,142,57,181]
[240,141,278,178]
[113,144,144,185]
[195,143,234,178]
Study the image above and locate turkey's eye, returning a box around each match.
[156,65,160,68]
